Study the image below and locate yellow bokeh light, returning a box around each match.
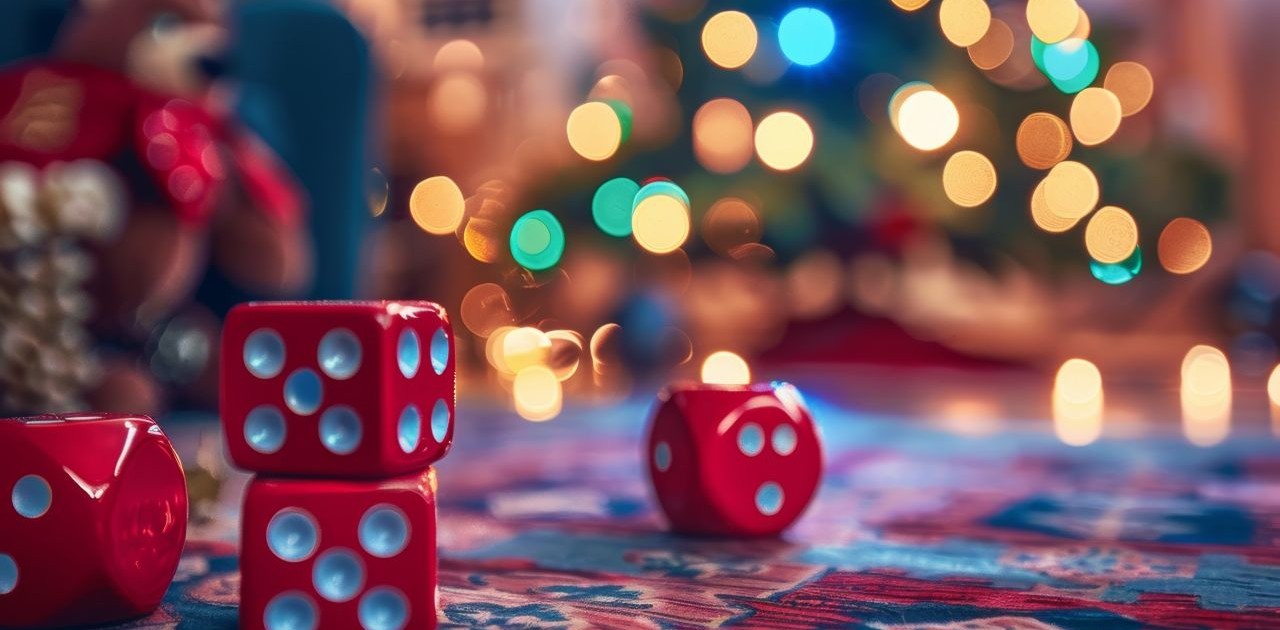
[1016,112,1073,170]
[1180,345,1231,446]
[891,0,932,11]
[1070,87,1123,146]
[1084,206,1138,264]
[942,150,998,208]
[702,11,758,70]
[566,102,622,162]
[590,323,622,372]
[1029,180,1078,233]
[501,327,552,374]
[632,194,691,254]
[1026,0,1080,45]
[1157,218,1212,275]
[702,351,751,385]
[1042,161,1099,221]
[754,111,814,171]
[432,73,488,134]
[895,89,960,151]
[1269,364,1280,407]
[513,365,562,422]
[967,18,1014,70]
[1053,358,1103,446]
[433,39,484,72]
[939,0,992,48]
[693,98,754,174]
[1104,61,1155,117]
[409,176,465,235]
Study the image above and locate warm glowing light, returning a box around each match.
[513,365,562,422]
[891,0,931,11]
[632,194,691,254]
[1016,112,1073,170]
[895,89,959,151]
[754,111,814,171]
[510,210,566,271]
[546,330,585,382]
[1084,206,1138,264]
[433,39,484,72]
[590,323,623,373]
[1180,345,1231,446]
[702,11,758,70]
[939,0,992,48]
[1030,181,1078,233]
[460,283,514,338]
[702,197,762,256]
[778,8,836,66]
[1157,218,1212,275]
[1103,61,1154,117]
[1026,0,1080,45]
[942,150,997,208]
[566,102,622,162]
[787,250,845,319]
[1070,87,1122,146]
[692,98,754,174]
[1268,365,1280,436]
[967,18,1014,70]
[409,176,465,235]
[501,327,552,374]
[1053,358,1103,446]
[431,74,487,134]
[702,351,751,385]
[1042,161,1099,221]
[592,177,640,237]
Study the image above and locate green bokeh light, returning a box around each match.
[604,100,633,144]
[1090,246,1142,285]
[510,210,565,271]
[1041,38,1099,94]
[633,180,691,212]
[592,177,640,237]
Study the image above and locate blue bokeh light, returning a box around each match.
[778,8,835,66]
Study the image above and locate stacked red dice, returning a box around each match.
[221,301,455,630]
[646,382,823,537]
[0,413,188,627]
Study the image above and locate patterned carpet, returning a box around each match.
[112,372,1280,629]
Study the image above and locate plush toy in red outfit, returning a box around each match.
[0,0,310,414]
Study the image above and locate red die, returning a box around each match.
[240,468,439,630]
[646,382,823,537]
[220,301,456,478]
[0,413,188,628]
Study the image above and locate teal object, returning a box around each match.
[510,210,566,271]
[232,0,373,300]
[593,177,640,237]
[778,8,836,67]
[633,181,691,211]
[1043,39,1099,94]
[1090,247,1143,285]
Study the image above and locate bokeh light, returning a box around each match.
[409,176,465,235]
[702,10,758,70]
[1089,246,1142,285]
[939,0,992,48]
[702,197,762,256]
[513,365,562,422]
[632,194,691,254]
[1103,61,1155,117]
[1030,180,1078,233]
[1042,160,1099,221]
[692,99,754,174]
[500,327,552,374]
[1053,358,1103,446]
[510,210,566,271]
[942,150,997,207]
[546,330,585,382]
[778,8,836,66]
[1181,345,1232,446]
[967,19,1014,70]
[1042,38,1099,94]
[891,0,932,11]
[1084,206,1139,264]
[754,111,814,171]
[431,74,487,134]
[433,39,484,72]
[634,180,691,210]
[592,177,640,237]
[1016,112,1073,170]
[1268,365,1280,435]
[894,88,959,151]
[566,102,623,162]
[1157,218,1213,275]
[1026,0,1080,45]
[1070,87,1122,146]
[460,284,515,338]
[702,351,751,385]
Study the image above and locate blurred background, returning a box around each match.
[1,0,1277,448]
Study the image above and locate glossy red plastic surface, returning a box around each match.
[240,468,439,630]
[0,412,188,628]
[220,301,456,478]
[646,382,823,537]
